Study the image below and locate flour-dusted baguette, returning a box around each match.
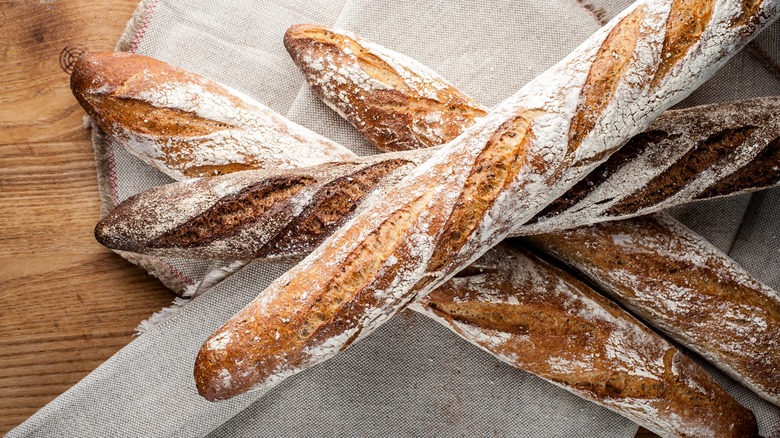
[287,26,780,410]
[519,99,780,235]
[286,24,780,234]
[70,51,355,181]
[95,149,431,259]
[527,214,780,407]
[283,24,487,152]
[195,0,780,401]
[413,242,758,438]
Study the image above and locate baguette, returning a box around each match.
[95,149,430,259]
[287,24,780,409]
[70,51,355,181]
[195,0,780,401]
[282,25,487,152]
[413,242,758,438]
[527,214,780,407]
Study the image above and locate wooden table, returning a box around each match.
[0,0,174,433]
[0,2,656,436]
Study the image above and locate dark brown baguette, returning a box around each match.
[522,100,780,234]
[413,242,758,438]
[526,214,780,407]
[95,149,430,259]
[195,0,780,401]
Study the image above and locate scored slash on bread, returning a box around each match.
[193,0,780,406]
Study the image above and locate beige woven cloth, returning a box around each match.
[9,1,780,436]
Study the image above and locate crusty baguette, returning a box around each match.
[527,214,780,407]
[195,0,780,401]
[283,24,487,152]
[520,100,780,235]
[413,242,758,438]
[287,24,780,409]
[95,149,430,259]
[70,51,355,181]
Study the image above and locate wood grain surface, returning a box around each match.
[0,0,173,433]
[0,1,657,436]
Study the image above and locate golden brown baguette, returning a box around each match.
[286,24,780,409]
[70,51,355,180]
[195,0,780,401]
[413,242,758,438]
[527,214,780,407]
[283,24,487,152]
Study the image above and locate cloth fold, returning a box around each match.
[9,0,780,436]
